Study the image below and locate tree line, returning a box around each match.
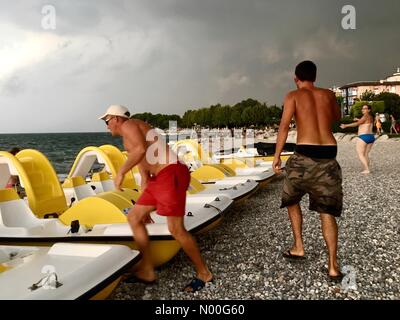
[132,98,282,129]
[131,93,400,131]
[356,91,400,119]
[131,112,182,129]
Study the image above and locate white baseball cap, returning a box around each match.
[98,105,131,120]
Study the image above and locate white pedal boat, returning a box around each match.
[171,140,276,184]
[0,243,140,300]
[67,144,257,203]
[131,169,258,203]
[0,149,140,219]
[0,189,232,266]
[214,141,294,159]
[187,177,259,203]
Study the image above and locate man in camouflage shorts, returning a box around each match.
[272,61,343,281]
[281,152,342,217]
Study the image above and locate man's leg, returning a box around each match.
[320,213,341,277]
[287,203,305,256]
[167,216,212,283]
[356,139,369,173]
[127,204,157,281]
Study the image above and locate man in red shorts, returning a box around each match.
[99,104,213,292]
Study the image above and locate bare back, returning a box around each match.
[290,87,340,145]
[121,119,177,176]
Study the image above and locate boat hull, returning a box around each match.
[0,238,180,268]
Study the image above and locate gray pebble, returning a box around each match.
[110,141,400,300]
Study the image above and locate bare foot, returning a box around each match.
[196,271,213,283]
[327,266,343,282]
[288,246,305,257]
[128,262,157,282]
[131,269,157,283]
[327,266,342,277]
[361,170,370,174]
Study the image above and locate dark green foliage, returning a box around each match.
[382,121,391,133]
[132,113,182,129]
[334,115,358,133]
[359,90,376,102]
[171,98,283,128]
[351,92,400,118]
[350,101,385,118]
[374,92,400,119]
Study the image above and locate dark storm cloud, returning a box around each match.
[0,0,399,132]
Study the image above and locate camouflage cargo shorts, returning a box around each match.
[280,152,343,217]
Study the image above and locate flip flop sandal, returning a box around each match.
[183,277,212,293]
[282,250,306,260]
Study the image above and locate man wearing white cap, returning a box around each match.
[99,105,213,292]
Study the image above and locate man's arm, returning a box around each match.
[273,92,295,173]
[340,115,367,128]
[114,122,147,190]
[119,151,146,177]
[138,164,150,190]
[275,93,296,157]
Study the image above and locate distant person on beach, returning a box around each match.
[6,147,21,189]
[99,104,213,292]
[272,60,343,282]
[340,105,374,174]
[390,114,398,134]
[374,113,382,135]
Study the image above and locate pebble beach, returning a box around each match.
[111,137,400,300]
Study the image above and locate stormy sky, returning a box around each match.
[0,0,399,133]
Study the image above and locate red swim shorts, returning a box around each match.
[136,162,191,217]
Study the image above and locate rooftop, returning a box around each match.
[339,67,400,89]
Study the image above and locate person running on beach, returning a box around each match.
[99,104,213,292]
[374,113,382,135]
[272,61,343,281]
[340,105,374,174]
[390,114,398,134]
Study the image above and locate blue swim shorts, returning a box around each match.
[358,134,375,144]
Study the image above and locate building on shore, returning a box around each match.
[332,67,400,114]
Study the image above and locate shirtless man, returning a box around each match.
[340,105,374,174]
[99,105,213,292]
[272,61,343,281]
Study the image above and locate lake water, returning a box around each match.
[0,132,124,177]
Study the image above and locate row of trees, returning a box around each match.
[181,99,282,128]
[131,112,182,129]
[132,92,400,131]
[356,91,400,119]
[132,99,283,129]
